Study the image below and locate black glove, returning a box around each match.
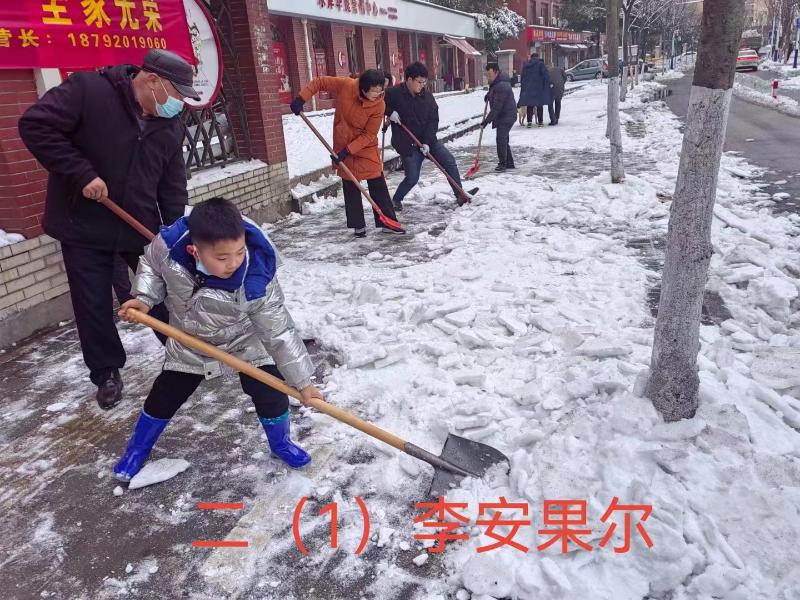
[481,120,489,129]
[331,148,350,164]
[290,96,305,116]
[381,122,390,133]
[483,93,489,102]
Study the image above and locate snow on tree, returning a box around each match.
[475,7,527,54]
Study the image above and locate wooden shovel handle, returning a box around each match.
[99,197,155,242]
[299,112,384,217]
[128,309,409,451]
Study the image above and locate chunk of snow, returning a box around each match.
[128,458,190,490]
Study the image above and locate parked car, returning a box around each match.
[736,48,760,71]
[565,59,607,81]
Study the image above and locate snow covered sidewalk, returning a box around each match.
[2,80,799,600]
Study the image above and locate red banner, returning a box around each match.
[0,1,194,69]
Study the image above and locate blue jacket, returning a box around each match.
[519,58,552,107]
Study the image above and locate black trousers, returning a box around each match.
[342,177,397,230]
[495,123,515,168]
[60,243,168,386]
[548,98,562,123]
[143,364,289,421]
[526,105,544,124]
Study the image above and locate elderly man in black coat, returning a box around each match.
[19,49,199,410]
[481,63,518,172]
[518,52,552,128]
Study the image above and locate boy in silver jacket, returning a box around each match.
[114,197,322,481]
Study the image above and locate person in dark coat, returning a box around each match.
[547,63,567,125]
[510,69,520,87]
[384,62,474,209]
[518,52,552,128]
[481,63,517,172]
[18,49,198,410]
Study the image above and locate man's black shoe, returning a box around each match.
[494,165,506,172]
[96,370,123,410]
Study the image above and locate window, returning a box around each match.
[541,4,549,24]
[346,34,360,74]
[530,1,536,20]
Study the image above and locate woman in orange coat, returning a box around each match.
[291,70,399,238]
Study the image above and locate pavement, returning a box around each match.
[664,69,800,215]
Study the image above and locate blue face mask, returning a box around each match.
[195,255,211,275]
[153,80,184,119]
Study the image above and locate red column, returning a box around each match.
[0,70,48,238]
[213,0,287,164]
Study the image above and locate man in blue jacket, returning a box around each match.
[518,52,552,128]
[481,63,517,172]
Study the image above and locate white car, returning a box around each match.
[736,48,760,71]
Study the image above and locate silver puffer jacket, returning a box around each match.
[132,224,314,390]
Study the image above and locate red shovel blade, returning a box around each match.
[464,161,480,179]
[379,213,406,233]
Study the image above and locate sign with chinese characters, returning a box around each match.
[0,0,194,69]
[267,0,482,40]
[182,0,222,109]
[527,26,585,44]
[272,40,291,104]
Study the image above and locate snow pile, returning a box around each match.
[0,228,25,247]
[269,82,800,598]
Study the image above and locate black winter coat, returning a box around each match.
[548,66,567,100]
[19,65,188,252]
[384,83,439,157]
[519,58,552,107]
[485,73,517,128]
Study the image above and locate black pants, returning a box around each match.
[526,105,544,125]
[342,177,397,230]
[495,123,515,168]
[548,98,562,123]
[61,243,168,386]
[143,364,289,421]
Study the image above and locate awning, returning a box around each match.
[556,43,590,51]
[443,35,482,56]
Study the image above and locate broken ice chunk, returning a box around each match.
[128,458,190,490]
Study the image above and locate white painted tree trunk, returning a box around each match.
[607,76,625,183]
[645,0,744,422]
[620,67,628,101]
[645,87,733,420]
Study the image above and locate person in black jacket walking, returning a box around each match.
[481,63,517,172]
[18,49,199,410]
[384,62,469,210]
[547,63,567,125]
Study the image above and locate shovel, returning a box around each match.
[126,309,509,497]
[464,100,489,179]
[299,112,405,233]
[394,121,475,205]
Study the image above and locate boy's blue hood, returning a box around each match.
[160,217,277,301]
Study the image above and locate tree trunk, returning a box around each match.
[606,0,625,182]
[645,0,746,422]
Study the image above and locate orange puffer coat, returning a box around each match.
[299,76,385,181]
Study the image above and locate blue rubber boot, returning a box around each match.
[113,411,170,482]
[259,411,311,469]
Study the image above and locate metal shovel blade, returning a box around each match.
[426,434,510,498]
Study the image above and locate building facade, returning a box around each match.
[267,0,485,111]
[502,0,595,71]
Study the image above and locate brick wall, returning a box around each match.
[287,19,336,111]
[331,23,354,77]
[359,26,381,71]
[384,30,401,83]
[0,70,49,239]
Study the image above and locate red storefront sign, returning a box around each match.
[0,1,194,69]
[527,26,584,44]
[272,40,291,104]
